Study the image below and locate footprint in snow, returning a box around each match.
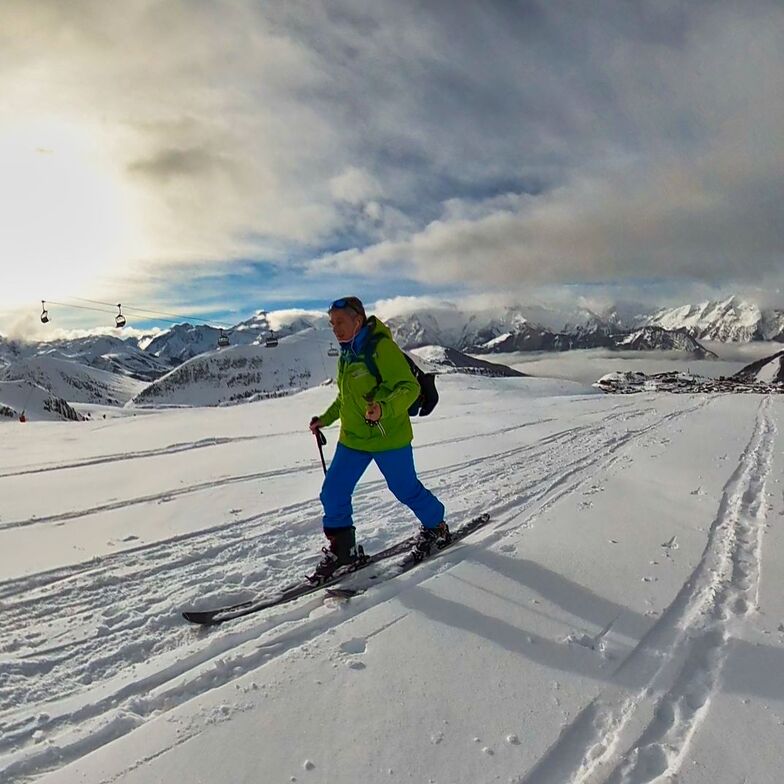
[339,638,367,655]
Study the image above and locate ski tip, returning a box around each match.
[182,611,220,625]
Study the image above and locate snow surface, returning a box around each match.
[1,375,783,783]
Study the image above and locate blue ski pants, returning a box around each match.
[320,443,445,531]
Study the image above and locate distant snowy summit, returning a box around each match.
[595,348,784,394]
[649,296,784,343]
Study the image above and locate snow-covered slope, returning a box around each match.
[130,328,336,407]
[1,378,782,783]
[0,380,86,422]
[1,356,146,405]
[733,349,784,384]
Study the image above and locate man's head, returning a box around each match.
[328,296,367,342]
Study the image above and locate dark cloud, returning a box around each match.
[127,147,227,181]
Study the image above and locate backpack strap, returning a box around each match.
[360,333,384,386]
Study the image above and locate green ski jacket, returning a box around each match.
[317,317,419,452]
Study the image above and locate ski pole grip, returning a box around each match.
[310,416,327,445]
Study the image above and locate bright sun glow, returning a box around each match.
[0,118,131,310]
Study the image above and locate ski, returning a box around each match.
[325,511,492,597]
[182,513,490,625]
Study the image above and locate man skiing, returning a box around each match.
[308,296,448,579]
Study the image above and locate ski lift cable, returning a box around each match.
[42,299,230,329]
[43,300,120,317]
[69,297,233,328]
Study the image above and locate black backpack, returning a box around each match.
[360,335,439,417]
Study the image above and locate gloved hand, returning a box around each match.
[364,402,382,422]
[309,416,324,434]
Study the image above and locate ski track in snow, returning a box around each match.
[0,396,722,783]
[0,410,563,533]
[521,396,776,784]
[0,435,267,480]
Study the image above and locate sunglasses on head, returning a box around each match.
[329,298,363,316]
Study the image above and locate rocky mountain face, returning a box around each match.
[614,327,717,357]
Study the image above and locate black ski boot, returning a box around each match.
[409,522,451,563]
[310,526,360,582]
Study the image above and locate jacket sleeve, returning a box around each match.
[371,339,419,418]
[318,394,342,427]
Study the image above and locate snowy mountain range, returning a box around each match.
[1,296,781,409]
[0,334,171,381]
[648,297,784,343]
[387,309,716,356]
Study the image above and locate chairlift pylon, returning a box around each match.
[115,304,127,328]
[40,301,49,324]
[217,329,230,348]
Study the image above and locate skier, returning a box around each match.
[308,296,448,579]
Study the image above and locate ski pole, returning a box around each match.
[311,422,328,475]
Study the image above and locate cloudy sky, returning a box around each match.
[1,0,782,335]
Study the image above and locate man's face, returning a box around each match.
[329,309,363,342]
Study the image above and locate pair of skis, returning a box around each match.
[182,513,490,625]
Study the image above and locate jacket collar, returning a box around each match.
[340,321,371,357]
